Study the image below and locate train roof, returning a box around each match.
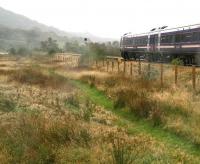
[122,23,200,38]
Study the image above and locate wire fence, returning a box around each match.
[53,54,200,91]
[92,58,199,91]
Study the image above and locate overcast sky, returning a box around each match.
[0,0,200,39]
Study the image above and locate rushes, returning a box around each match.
[0,110,91,163]
[9,66,69,89]
[111,137,134,164]
[79,70,200,144]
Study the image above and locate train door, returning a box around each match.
[149,34,158,52]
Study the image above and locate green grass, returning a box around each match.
[72,80,200,157]
[0,96,16,112]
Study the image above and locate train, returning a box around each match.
[120,24,200,65]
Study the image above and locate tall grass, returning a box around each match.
[9,66,69,89]
[79,71,200,146]
[0,111,92,163]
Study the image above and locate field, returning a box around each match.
[0,54,200,163]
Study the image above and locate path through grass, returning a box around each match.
[72,80,200,158]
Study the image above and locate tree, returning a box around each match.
[41,37,60,55]
[9,48,16,55]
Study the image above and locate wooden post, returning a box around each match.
[96,60,98,68]
[138,60,141,75]
[118,61,120,73]
[106,60,109,72]
[192,65,196,90]
[148,63,151,78]
[130,62,133,75]
[112,61,114,72]
[175,65,178,85]
[123,61,126,74]
[103,59,105,67]
[160,63,163,87]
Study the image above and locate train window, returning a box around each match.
[161,35,166,43]
[182,33,192,42]
[193,32,200,41]
[132,38,135,45]
[161,35,174,43]
[175,34,181,43]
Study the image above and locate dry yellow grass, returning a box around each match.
[0,56,199,163]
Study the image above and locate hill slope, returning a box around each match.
[0,6,115,43]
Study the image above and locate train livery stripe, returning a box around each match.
[137,46,148,49]
[124,45,200,49]
[181,44,200,48]
[158,46,175,48]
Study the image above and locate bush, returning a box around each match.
[82,99,93,122]
[149,103,164,126]
[129,90,153,118]
[10,66,68,89]
[141,65,159,81]
[114,90,126,109]
[111,138,134,164]
[0,97,16,112]
[65,93,80,108]
[0,110,91,163]
[171,58,184,65]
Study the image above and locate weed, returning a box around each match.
[149,103,164,126]
[82,99,93,122]
[111,137,134,164]
[114,90,126,109]
[65,93,80,108]
[0,97,16,112]
[9,66,68,89]
[141,65,159,81]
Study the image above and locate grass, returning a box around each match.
[0,96,16,112]
[0,56,200,163]
[0,110,93,163]
[9,65,70,89]
[71,79,200,157]
[76,68,200,147]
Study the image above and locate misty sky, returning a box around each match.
[0,0,200,39]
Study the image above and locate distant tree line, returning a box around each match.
[64,40,120,58]
[8,36,120,58]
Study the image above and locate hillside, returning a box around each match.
[0,24,81,51]
[0,6,115,48]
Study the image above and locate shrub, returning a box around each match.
[9,66,68,89]
[149,103,164,126]
[111,138,134,164]
[141,65,159,81]
[129,90,153,118]
[65,93,80,108]
[0,110,91,163]
[0,96,16,112]
[171,58,184,65]
[114,90,126,109]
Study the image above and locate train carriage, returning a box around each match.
[120,24,200,65]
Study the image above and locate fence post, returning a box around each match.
[103,59,105,67]
[192,65,196,90]
[96,60,98,68]
[130,62,133,75]
[123,61,126,74]
[112,61,114,72]
[117,61,120,73]
[160,63,163,87]
[106,60,109,72]
[148,63,151,78]
[175,65,178,85]
[138,60,141,75]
